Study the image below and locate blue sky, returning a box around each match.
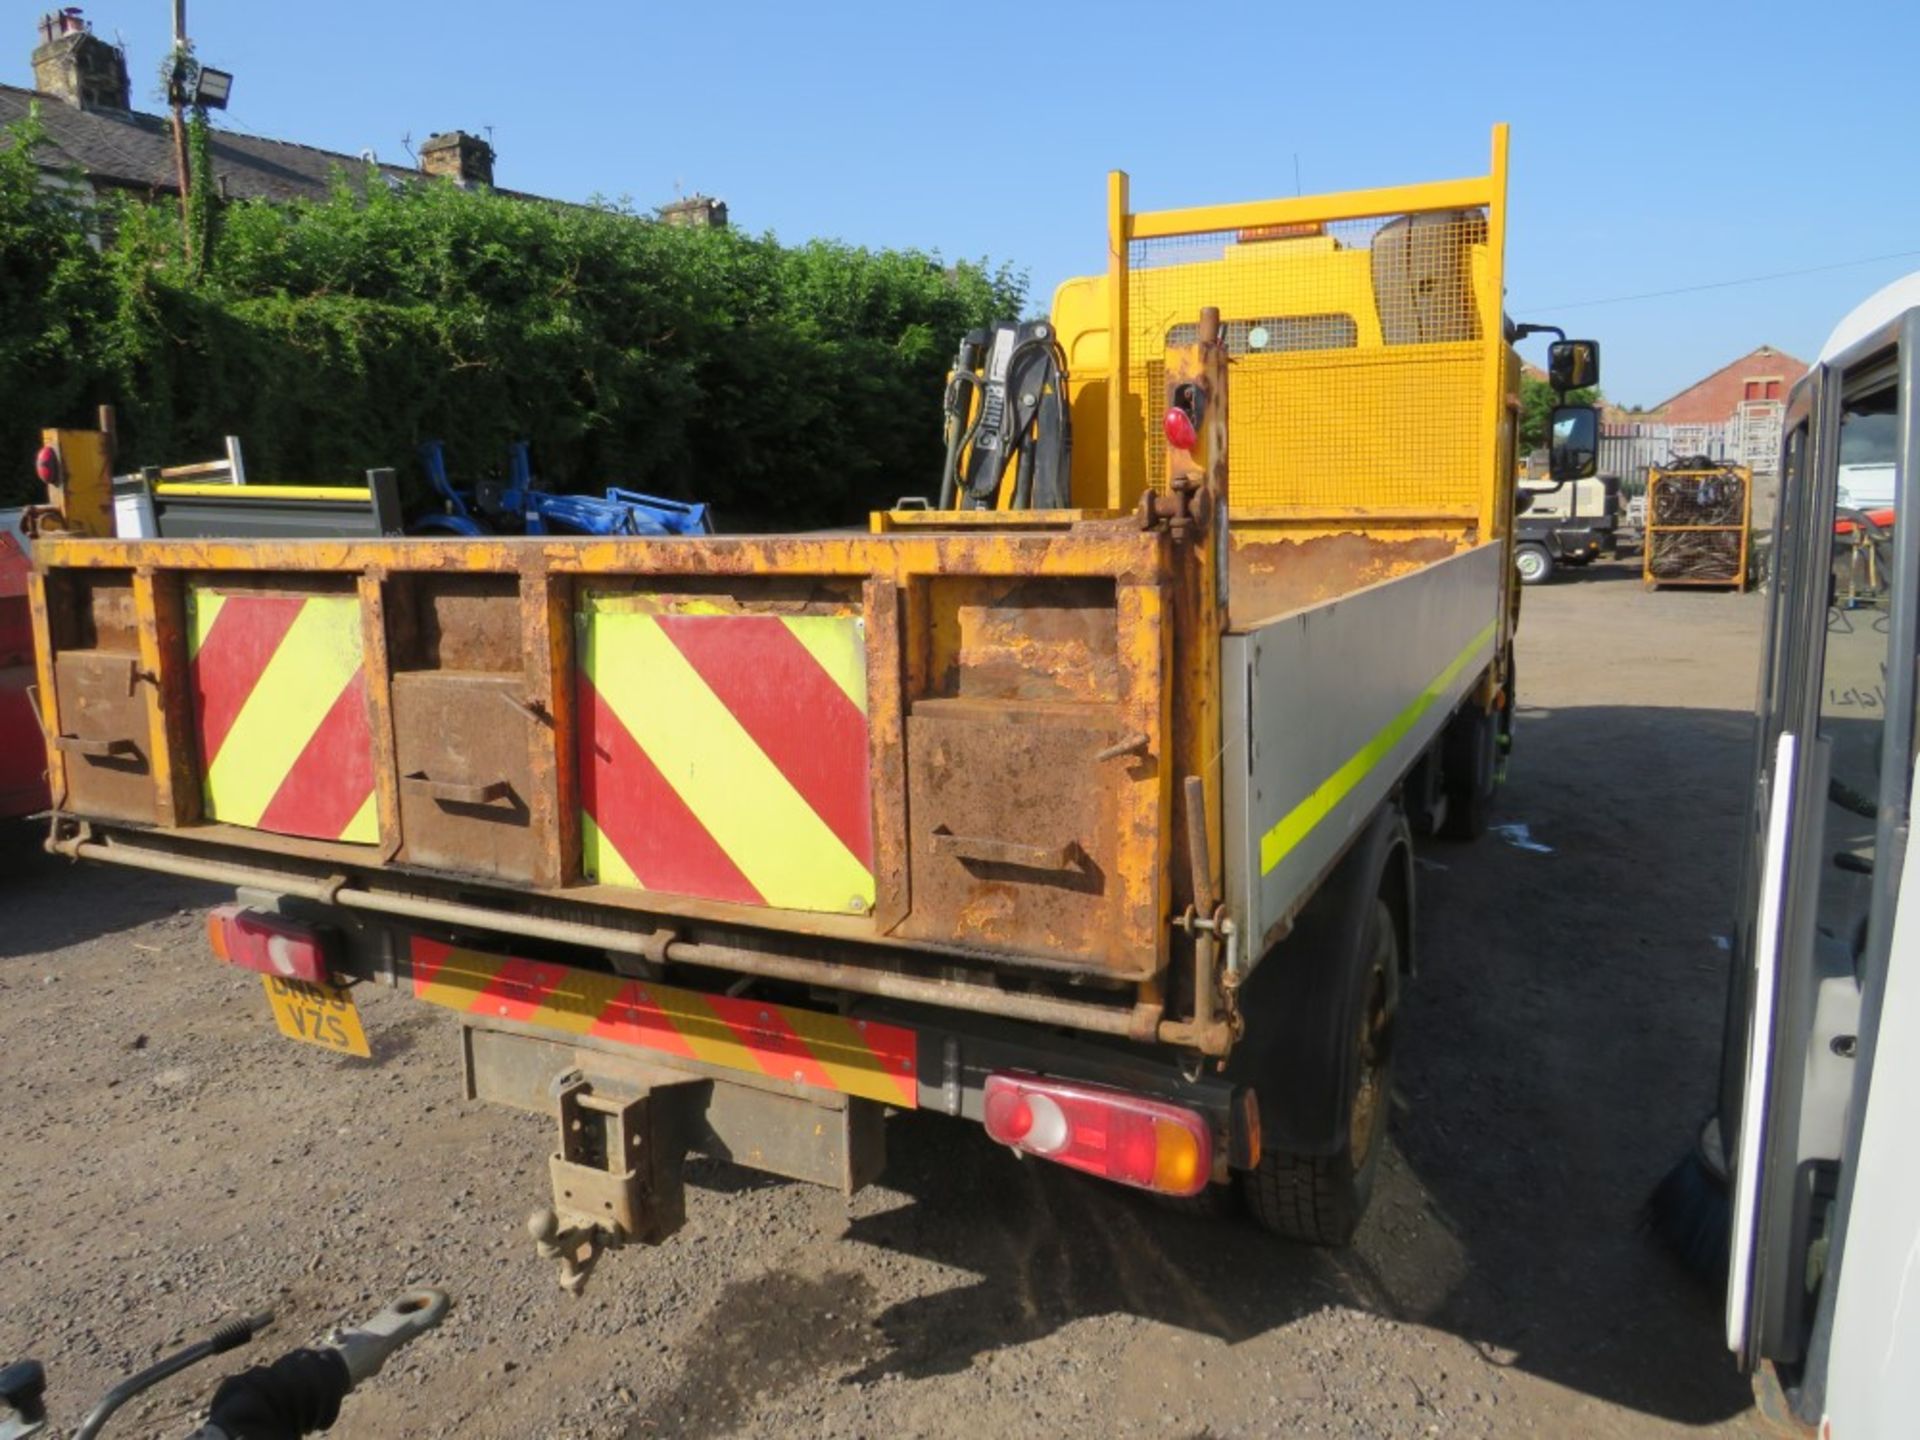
[44,0,1920,408]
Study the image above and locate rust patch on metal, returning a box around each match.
[392,670,538,882]
[863,577,910,934]
[924,575,1120,704]
[50,648,153,822]
[897,702,1148,977]
[1229,531,1461,626]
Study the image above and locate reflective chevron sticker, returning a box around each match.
[186,586,377,844]
[576,595,874,914]
[411,936,918,1107]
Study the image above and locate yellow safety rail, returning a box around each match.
[1053,126,1513,537]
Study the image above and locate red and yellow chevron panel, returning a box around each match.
[410,936,918,1107]
[187,585,377,844]
[576,594,875,914]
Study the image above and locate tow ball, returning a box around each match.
[525,1069,701,1294]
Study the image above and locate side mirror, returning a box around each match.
[1549,405,1599,482]
[1514,488,1535,514]
[1548,339,1601,391]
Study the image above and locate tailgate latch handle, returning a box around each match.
[53,733,138,759]
[402,773,513,806]
[930,830,1078,871]
[1095,731,1150,763]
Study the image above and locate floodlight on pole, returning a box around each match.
[192,66,233,109]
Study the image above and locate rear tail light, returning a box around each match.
[982,1073,1213,1197]
[206,905,331,984]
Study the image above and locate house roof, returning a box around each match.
[1647,344,1808,419]
[0,83,503,202]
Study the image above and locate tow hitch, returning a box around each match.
[525,1067,701,1294]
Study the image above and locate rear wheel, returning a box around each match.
[1242,898,1398,1246]
[1515,542,1553,585]
[1438,701,1496,840]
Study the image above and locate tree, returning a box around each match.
[1518,373,1600,454]
[1,109,1025,519]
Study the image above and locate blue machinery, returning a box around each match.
[412,441,712,538]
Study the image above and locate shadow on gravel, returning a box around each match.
[0,825,225,958]
[650,702,1758,1432]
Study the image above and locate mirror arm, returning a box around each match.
[1510,321,1567,344]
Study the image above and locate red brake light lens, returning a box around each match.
[982,1073,1212,1197]
[206,904,330,984]
[1163,405,1198,452]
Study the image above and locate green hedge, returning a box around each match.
[1,110,1024,526]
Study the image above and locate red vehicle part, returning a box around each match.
[206,904,335,984]
[0,529,50,821]
[981,1072,1213,1196]
[1834,506,1896,536]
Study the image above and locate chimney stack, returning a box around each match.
[659,194,728,230]
[419,131,495,188]
[32,8,130,111]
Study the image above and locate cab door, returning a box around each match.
[1728,325,1915,1392]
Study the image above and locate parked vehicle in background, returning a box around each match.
[0,509,49,824]
[27,128,1556,1287]
[1508,332,1608,585]
[1514,470,1622,583]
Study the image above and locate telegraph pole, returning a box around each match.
[168,0,192,263]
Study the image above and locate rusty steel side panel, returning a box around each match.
[33,525,1177,985]
[523,564,577,890]
[862,577,910,934]
[50,648,153,821]
[133,569,197,825]
[33,530,1163,581]
[900,702,1131,965]
[392,671,538,881]
[925,575,1121,703]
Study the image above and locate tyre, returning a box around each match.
[1242,898,1398,1246]
[1438,701,1496,840]
[1515,542,1553,585]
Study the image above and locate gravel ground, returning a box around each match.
[0,559,1771,1438]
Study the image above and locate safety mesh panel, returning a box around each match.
[1129,211,1491,509]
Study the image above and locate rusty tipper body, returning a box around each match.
[31,128,1521,1268]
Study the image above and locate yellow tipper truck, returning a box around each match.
[28,127,1521,1280]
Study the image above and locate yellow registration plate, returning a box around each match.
[261,975,371,1057]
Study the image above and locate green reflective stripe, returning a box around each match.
[1259,619,1498,876]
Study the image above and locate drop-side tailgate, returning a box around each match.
[31,529,1175,982]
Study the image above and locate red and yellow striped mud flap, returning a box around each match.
[411,937,918,1107]
[575,594,875,914]
[186,585,377,844]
